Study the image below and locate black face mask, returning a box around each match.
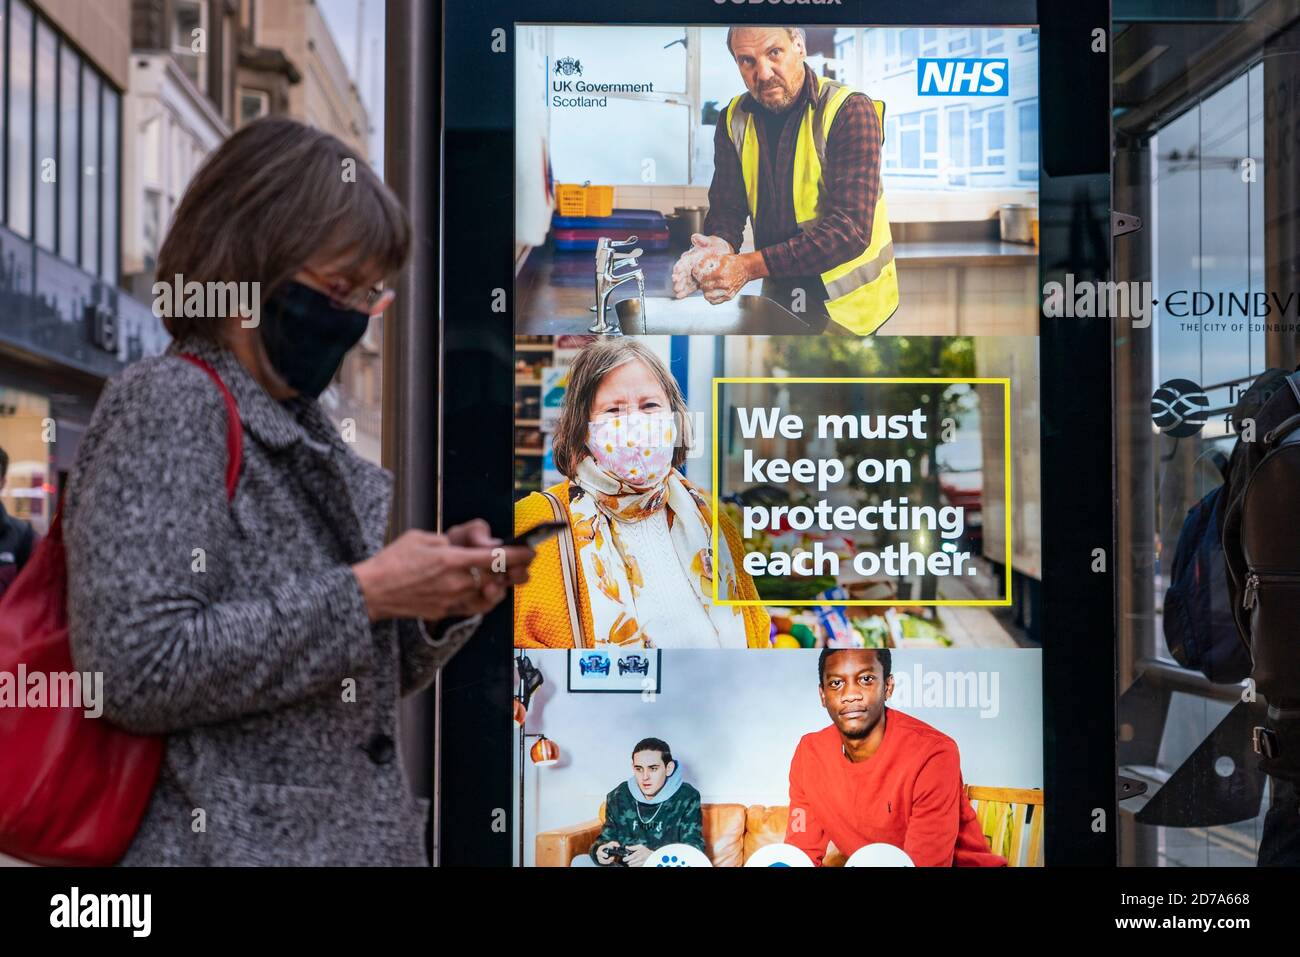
[259,280,370,399]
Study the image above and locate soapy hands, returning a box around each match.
[670,234,733,299]
[671,234,770,305]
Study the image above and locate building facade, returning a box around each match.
[0,0,149,536]
[0,0,384,542]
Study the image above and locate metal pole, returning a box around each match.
[384,0,441,863]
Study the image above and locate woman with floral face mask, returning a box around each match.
[515,339,769,649]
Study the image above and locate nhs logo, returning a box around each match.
[917,58,1009,96]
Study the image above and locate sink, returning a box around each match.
[611,294,823,335]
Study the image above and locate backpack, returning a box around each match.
[1162,452,1252,684]
[1222,369,1300,779]
[0,353,241,865]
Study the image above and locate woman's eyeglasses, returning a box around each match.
[301,267,397,316]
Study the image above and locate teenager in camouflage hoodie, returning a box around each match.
[589,738,705,866]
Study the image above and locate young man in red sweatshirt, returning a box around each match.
[784,647,1006,867]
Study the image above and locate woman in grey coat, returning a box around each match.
[62,117,533,866]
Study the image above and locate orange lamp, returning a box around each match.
[529,735,560,766]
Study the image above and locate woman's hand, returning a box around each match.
[351,520,534,623]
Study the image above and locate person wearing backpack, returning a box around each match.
[2,117,535,866]
[1220,368,1300,865]
[0,445,36,599]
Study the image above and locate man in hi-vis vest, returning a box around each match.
[676,26,898,336]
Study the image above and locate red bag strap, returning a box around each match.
[177,353,243,502]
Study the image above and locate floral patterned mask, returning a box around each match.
[586,412,678,488]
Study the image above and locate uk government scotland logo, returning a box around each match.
[554,56,583,76]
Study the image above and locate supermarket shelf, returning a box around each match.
[515,376,541,386]
[516,418,541,427]
[515,343,554,352]
[515,447,544,456]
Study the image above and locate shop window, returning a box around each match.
[7,0,34,238]
[101,90,119,284]
[80,68,100,273]
[35,20,57,252]
[58,42,79,262]
[173,0,208,93]
[239,88,271,125]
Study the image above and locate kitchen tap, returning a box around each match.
[591,236,639,313]
[591,252,645,336]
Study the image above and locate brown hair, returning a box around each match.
[155,116,410,340]
[551,339,692,479]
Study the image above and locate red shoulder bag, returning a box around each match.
[0,354,241,865]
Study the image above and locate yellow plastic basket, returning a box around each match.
[556,183,614,218]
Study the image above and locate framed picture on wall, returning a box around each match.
[567,649,662,694]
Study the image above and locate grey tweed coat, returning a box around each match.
[63,335,476,866]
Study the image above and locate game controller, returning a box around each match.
[605,845,630,864]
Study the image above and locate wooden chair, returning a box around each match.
[966,786,1044,867]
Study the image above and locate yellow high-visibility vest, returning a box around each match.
[724,74,899,335]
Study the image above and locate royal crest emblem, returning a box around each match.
[554,56,583,76]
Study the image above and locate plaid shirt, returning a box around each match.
[703,64,882,280]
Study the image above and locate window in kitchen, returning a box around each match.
[899,29,919,67]
[834,31,854,65]
[546,24,695,184]
[947,106,968,186]
[970,105,1006,171]
[1017,99,1038,183]
[897,109,939,172]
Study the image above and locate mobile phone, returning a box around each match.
[510,521,567,549]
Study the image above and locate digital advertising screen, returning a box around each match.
[510,21,1047,868]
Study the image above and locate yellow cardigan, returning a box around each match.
[514,480,771,649]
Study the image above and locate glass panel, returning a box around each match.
[923,111,938,168]
[35,19,57,251]
[58,43,79,262]
[948,109,966,166]
[1018,100,1038,164]
[80,68,100,273]
[988,107,1005,152]
[900,29,918,65]
[1114,9,1295,866]
[7,0,34,238]
[0,386,53,537]
[239,89,269,124]
[101,90,119,284]
[900,115,920,169]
